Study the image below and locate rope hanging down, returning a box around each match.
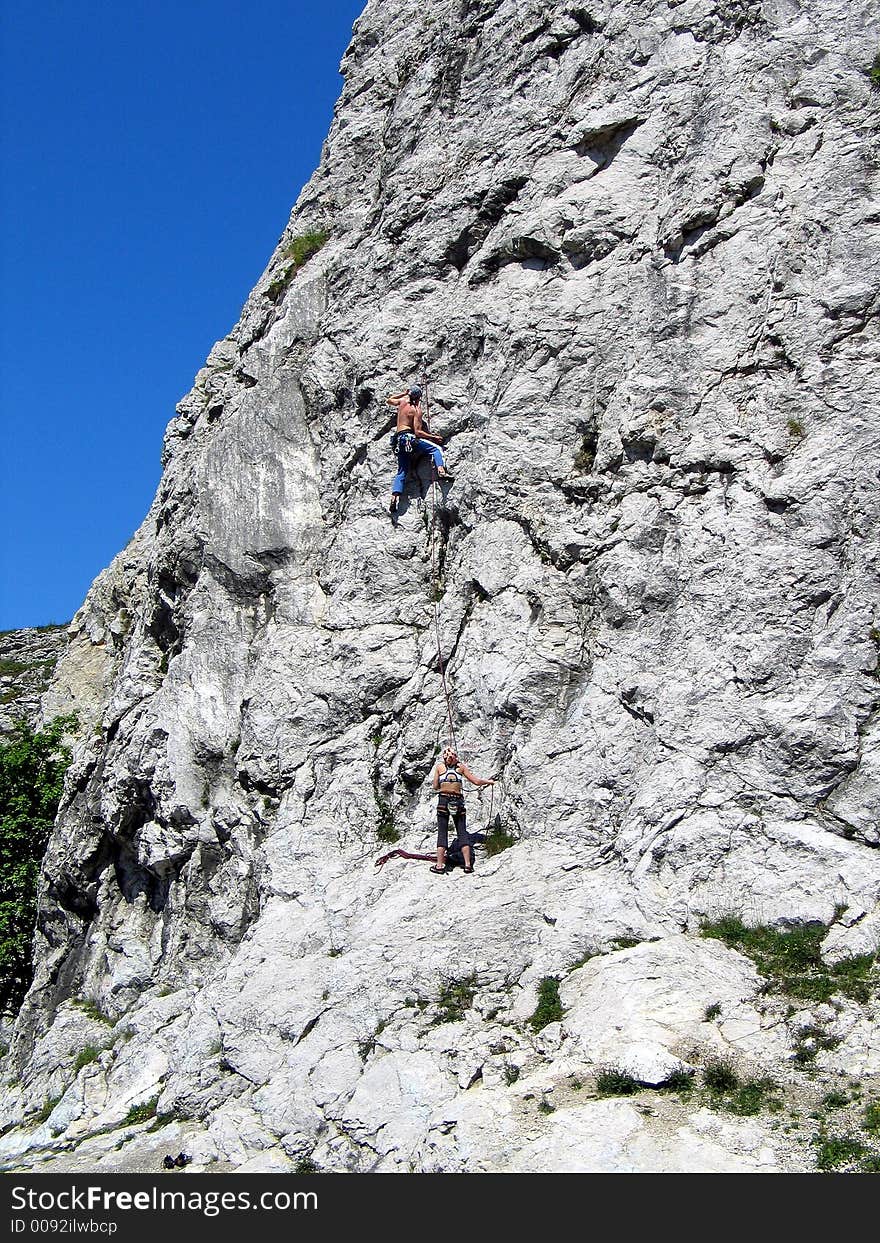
[424,372,459,755]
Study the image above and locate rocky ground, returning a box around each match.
[2,0,880,1172]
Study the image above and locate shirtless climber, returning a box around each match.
[387,385,453,513]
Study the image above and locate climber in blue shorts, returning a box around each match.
[387,385,453,513]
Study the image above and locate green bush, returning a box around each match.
[33,1095,61,1125]
[863,1100,880,1135]
[73,1045,101,1073]
[700,916,876,1003]
[72,998,113,1026]
[283,230,329,269]
[375,799,399,844]
[596,1067,640,1096]
[869,52,880,90]
[662,1067,696,1093]
[0,716,76,1015]
[0,659,29,677]
[267,229,329,302]
[725,1077,780,1117]
[822,1091,849,1110]
[703,1058,739,1094]
[483,820,516,857]
[435,974,478,1024]
[814,1133,871,1171]
[123,1096,159,1125]
[529,976,563,1031]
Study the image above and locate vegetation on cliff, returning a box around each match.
[0,716,76,1015]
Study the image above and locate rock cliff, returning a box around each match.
[2,0,880,1172]
[0,627,68,736]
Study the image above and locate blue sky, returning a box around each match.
[0,0,363,629]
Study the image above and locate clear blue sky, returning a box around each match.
[0,0,363,630]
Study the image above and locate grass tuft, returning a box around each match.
[72,1045,101,1073]
[435,973,478,1024]
[596,1067,640,1096]
[267,230,329,302]
[814,1133,871,1172]
[123,1096,159,1125]
[483,819,516,857]
[529,976,563,1031]
[703,1058,739,1094]
[869,52,880,90]
[72,998,114,1026]
[700,916,876,1004]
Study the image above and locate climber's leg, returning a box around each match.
[433,796,451,872]
[451,801,473,872]
[390,441,410,512]
[415,438,454,482]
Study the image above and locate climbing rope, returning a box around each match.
[424,371,459,755]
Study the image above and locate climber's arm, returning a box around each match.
[459,763,494,788]
[414,409,443,444]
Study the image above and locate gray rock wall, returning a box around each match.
[2,0,880,1172]
[0,627,68,735]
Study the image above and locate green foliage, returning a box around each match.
[294,1157,320,1174]
[701,1057,779,1115]
[503,1063,520,1086]
[703,1058,739,1094]
[814,1133,872,1172]
[375,798,399,844]
[0,716,76,1015]
[863,1100,880,1135]
[0,659,29,677]
[358,1019,386,1061]
[793,1023,841,1064]
[611,936,642,950]
[71,999,113,1026]
[267,229,329,302]
[283,230,329,269]
[33,1095,61,1125]
[704,1002,722,1021]
[123,1096,159,1125]
[869,52,880,89]
[435,973,478,1024]
[726,1078,781,1117]
[662,1068,696,1093]
[787,416,806,439]
[700,916,876,1003]
[73,1045,101,1073]
[596,1067,640,1096]
[483,819,516,857]
[529,976,563,1031]
[822,1091,849,1110]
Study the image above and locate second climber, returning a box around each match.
[430,746,494,875]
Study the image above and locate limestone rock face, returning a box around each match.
[0,627,68,735]
[3,0,880,1172]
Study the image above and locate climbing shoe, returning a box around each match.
[389,495,399,514]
